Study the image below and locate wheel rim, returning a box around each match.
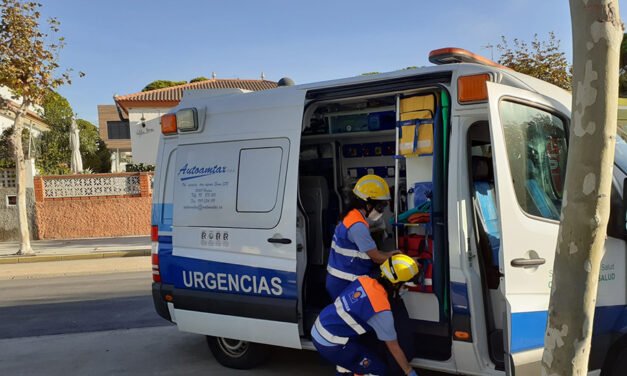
[216,337,249,358]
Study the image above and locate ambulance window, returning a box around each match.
[499,101,567,221]
[161,148,176,224]
[237,147,283,213]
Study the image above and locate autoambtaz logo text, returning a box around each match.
[178,163,228,181]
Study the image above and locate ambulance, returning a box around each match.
[151,48,627,375]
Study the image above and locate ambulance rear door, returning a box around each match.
[485,82,570,375]
[168,87,306,349]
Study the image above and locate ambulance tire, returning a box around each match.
[206,336,269,369]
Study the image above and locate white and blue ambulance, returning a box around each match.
[151,48,627,375]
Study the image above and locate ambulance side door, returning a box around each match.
[169,88,306,349]
[486,82,570,375]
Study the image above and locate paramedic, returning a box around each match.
[326,174,398,299]
[312,254,419,376]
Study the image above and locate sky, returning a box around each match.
[36,0,627,126]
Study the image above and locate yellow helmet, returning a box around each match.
[353,174,391,201]
[381,254,420,284]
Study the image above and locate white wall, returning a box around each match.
[0,112,45,137]
[110,151,133,173]
[0,113,13,135]
[0,86,47,137]
[128,108,168,165]
[0,86,44,114]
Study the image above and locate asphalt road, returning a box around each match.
[0,263,446,376]
[0,268,333,375]
[0,272,166,339]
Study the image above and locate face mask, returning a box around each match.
[367,209,383,224]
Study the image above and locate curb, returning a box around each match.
[0,249,151,265]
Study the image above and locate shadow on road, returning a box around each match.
[0,295,170,339]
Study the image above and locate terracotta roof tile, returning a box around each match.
[115,79,277,103]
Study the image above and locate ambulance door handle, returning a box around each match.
[511,257,545,267]
[267,237,292,245]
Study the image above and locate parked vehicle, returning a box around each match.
[151,48,627,375]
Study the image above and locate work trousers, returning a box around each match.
[312,337,387,376]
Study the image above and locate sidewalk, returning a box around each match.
[0,236,151,264]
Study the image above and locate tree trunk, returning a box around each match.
[542,1,622,375]
[11,102,33,255]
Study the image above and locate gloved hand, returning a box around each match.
[407,369,418,376]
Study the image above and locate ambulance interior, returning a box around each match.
[298,89,452,361]
[468,121,506,369]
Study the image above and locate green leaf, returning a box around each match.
[495,32,572,90]
[141,80,187,92]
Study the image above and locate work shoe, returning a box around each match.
[336,365,352,375]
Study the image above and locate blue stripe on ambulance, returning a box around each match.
[153,203,296,299]
[451,282,626,353]
[511,306,627,353]
[510,311,548,352]
[451,282,470,316]
[156,235,173,284]
[156,235,296,300]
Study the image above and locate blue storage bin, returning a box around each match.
[368,111,396,131]
[331,114,369,133]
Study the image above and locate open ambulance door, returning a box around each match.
[485,82,570,375]
[169,87,306,350]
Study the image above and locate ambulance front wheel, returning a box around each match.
[206,336,269,369]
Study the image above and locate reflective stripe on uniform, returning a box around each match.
[327,265,359,281]
[335,299,366,335]
[331,241,371,260]
[314,317,349,345]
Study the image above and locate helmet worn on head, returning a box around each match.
[353,174,391,201]
[381,254,420,284]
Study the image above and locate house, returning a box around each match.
[0,86,50,139]
[113,78,278,165]
[97,104,131,172]
[0,86,47,233]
